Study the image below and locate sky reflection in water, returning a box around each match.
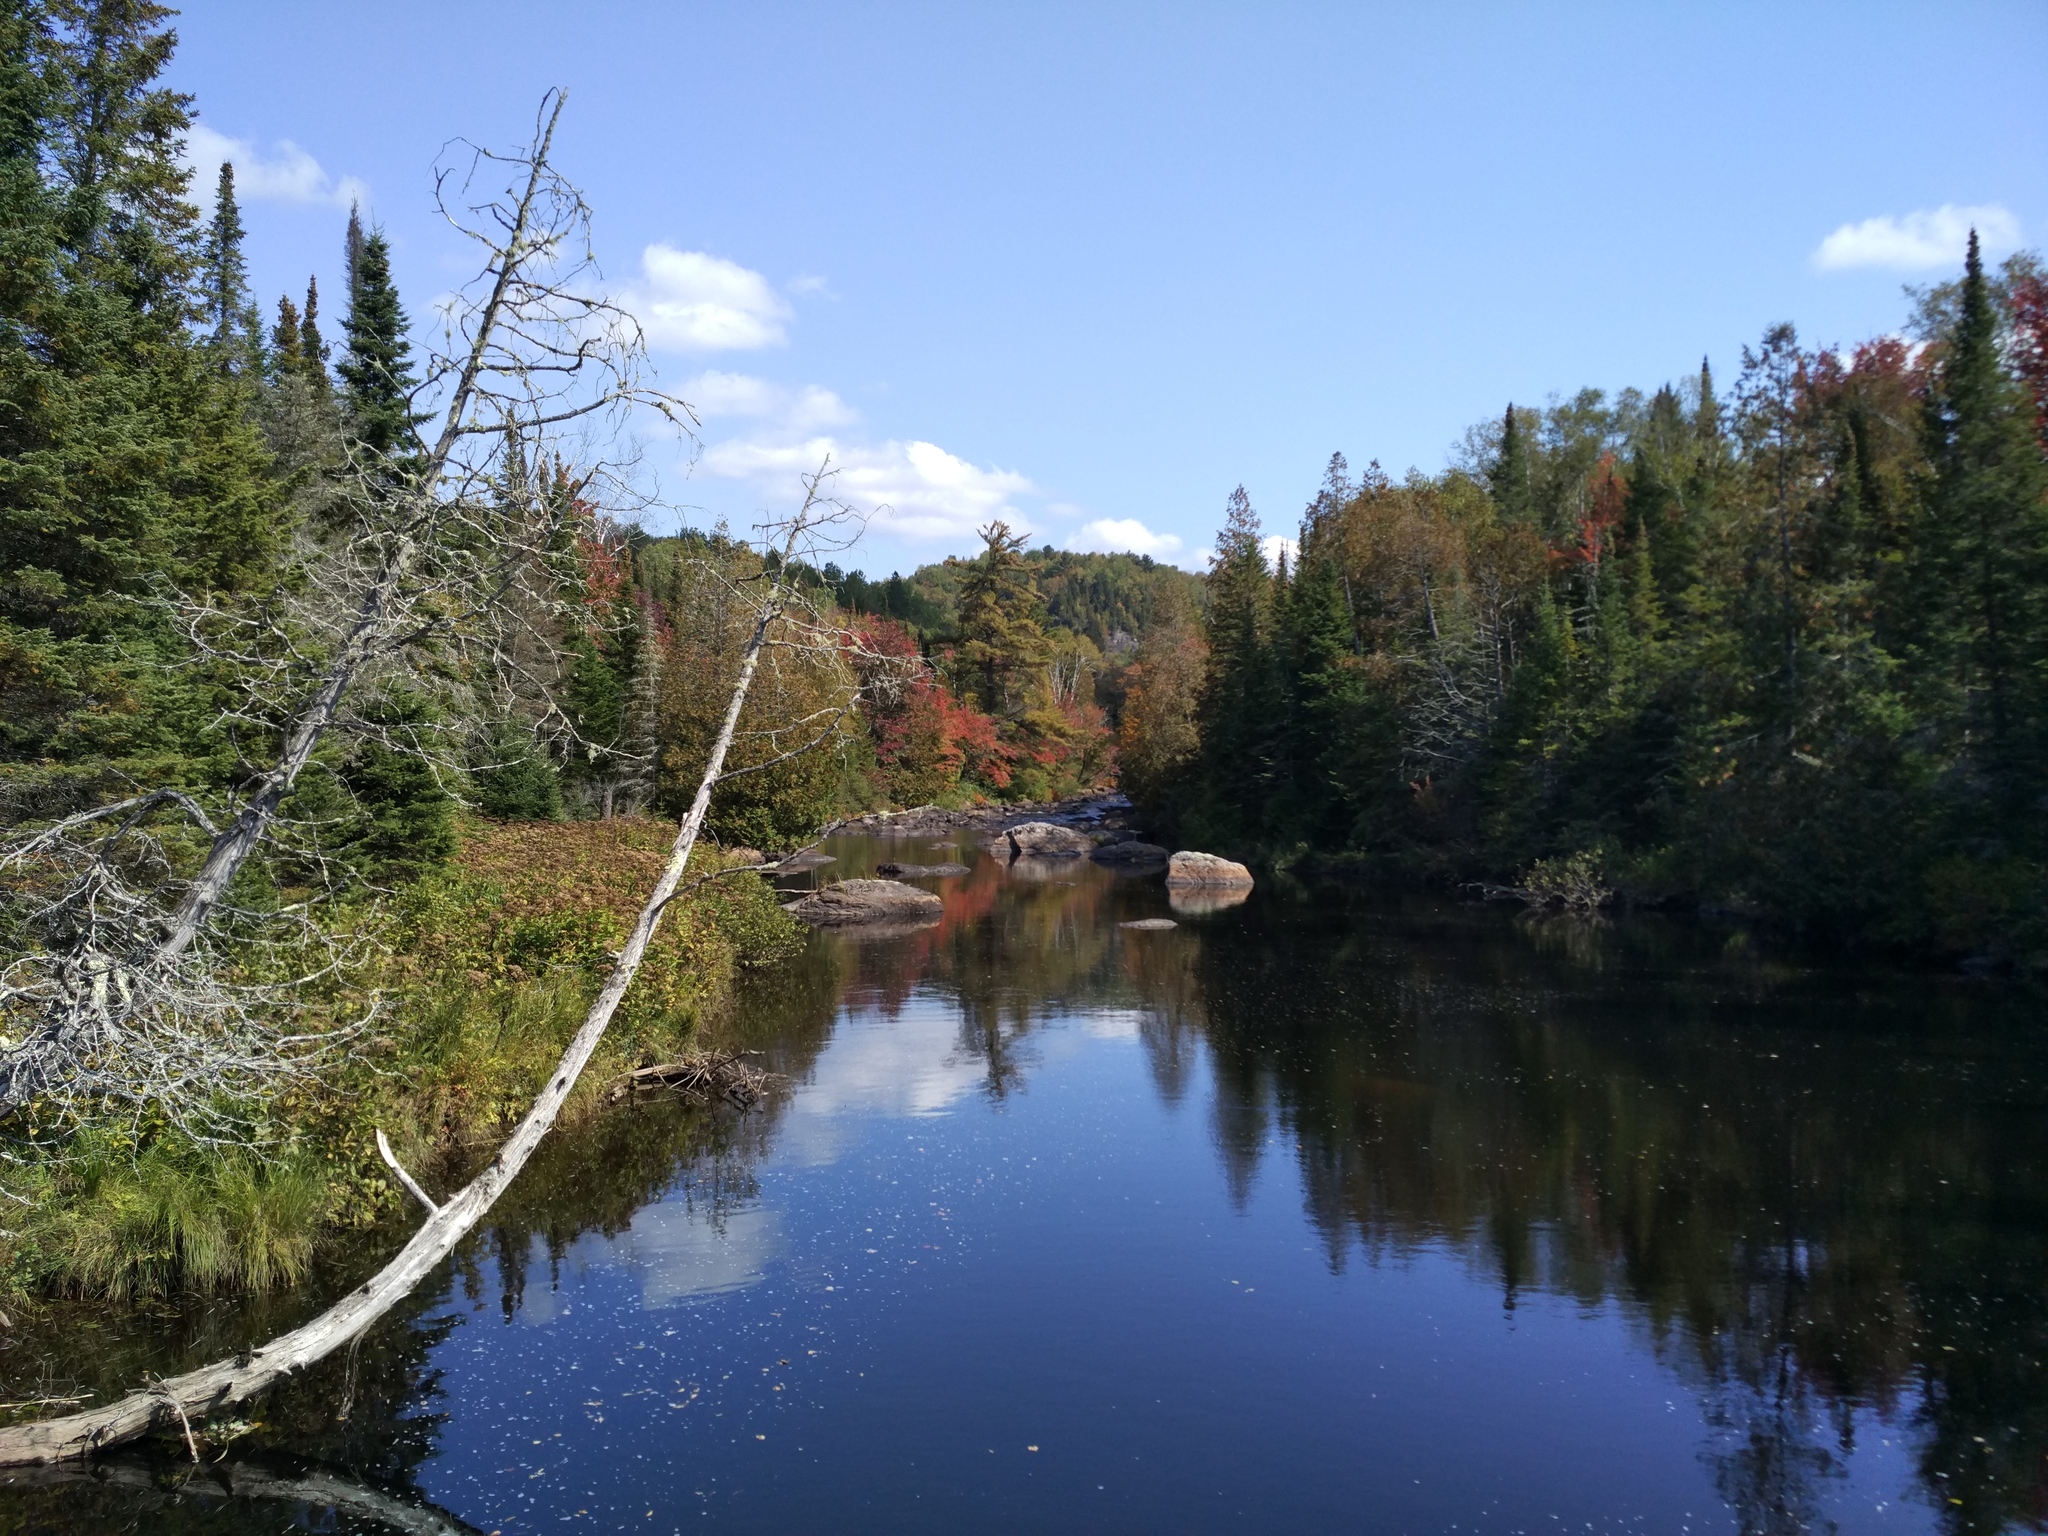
[10,834,2045,1534]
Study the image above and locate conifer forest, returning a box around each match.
[1,3,2046,1530]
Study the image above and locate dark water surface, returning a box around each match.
[5,833,2047,1534]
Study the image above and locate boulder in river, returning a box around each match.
[1091,840,1169,865]
[876,861,970,878]
[1165,851,1255,887]
[784,879,943,927]
[998,821,1096,858]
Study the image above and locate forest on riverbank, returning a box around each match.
[2,0,2044,1332]
[1117,247,2048,968]
[0,1,1167,1309]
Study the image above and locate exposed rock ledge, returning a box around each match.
[784,879,944,927]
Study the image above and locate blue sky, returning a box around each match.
[171,2,2047,577]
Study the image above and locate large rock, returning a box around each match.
[785,879,943,927]
[996,821,1095,859]
[1091,840,1169,865]
[1165,851,1254,888]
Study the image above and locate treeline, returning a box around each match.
[827,545,1202,655]
[0,0,1170,891]
[1124,242,2048,963]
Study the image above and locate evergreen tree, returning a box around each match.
[1491,403,1533,523]
[1920,230,2048,778]
[338,224,421,465]
[955,519,1051,716]
[198,158,257,375]
[0,0,279,778]
[1193,487,1281,843]
[269,290,300,372]
[299,273,328,388]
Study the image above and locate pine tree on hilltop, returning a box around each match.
[339,224,422,465]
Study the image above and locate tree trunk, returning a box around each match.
[0,579,783,1467]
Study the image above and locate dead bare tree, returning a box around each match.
[0,458,917,1466]
[0,91,686,1141]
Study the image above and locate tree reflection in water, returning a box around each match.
[1134,890,2048,1536]
[7,840,2043,1534]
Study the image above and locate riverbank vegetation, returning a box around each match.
[1120,246,2048,968]
[0,2,838,1312]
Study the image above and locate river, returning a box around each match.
[4,828,2045,1534]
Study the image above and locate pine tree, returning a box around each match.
[338,224,421,465]
[269,291,301,372]
[0,0,279,774]
[955,519,1051,716]
[198,158,258,375]
[1920,230,2048,783]
[1491,403,1533,522]
[344,198,364,289]
[299,273,328,388]
[1194,487,1282,843]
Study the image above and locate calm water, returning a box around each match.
[5,832,2046,1535]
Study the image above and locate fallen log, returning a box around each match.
[0,466,845,1468]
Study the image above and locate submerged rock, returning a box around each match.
[775,850,837,870]
[1165,851,1255,887]
[876,861,971,878]
[785,879,943,927]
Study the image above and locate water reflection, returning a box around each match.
[6,833,2045,1533]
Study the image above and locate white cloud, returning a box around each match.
[181,123,367,210]
[682,370,856,431]
[623,245,792,352]
[1812,204,2023,272]
[788,273,833,297]
[1262,533,1300,570]
[1065,517,1185,560]
[701,433,1034,542]
[623,1203,783,1308]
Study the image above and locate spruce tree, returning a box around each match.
[1194,487,1281,844]
[0,0,279,774]
[955,519,1051,716]
[338,225,421,464]
[299,273,328,388]
[1921,230,2048,782]
[198,159,258,375]
[269,291,301,371]
[1491,403,1533,522]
